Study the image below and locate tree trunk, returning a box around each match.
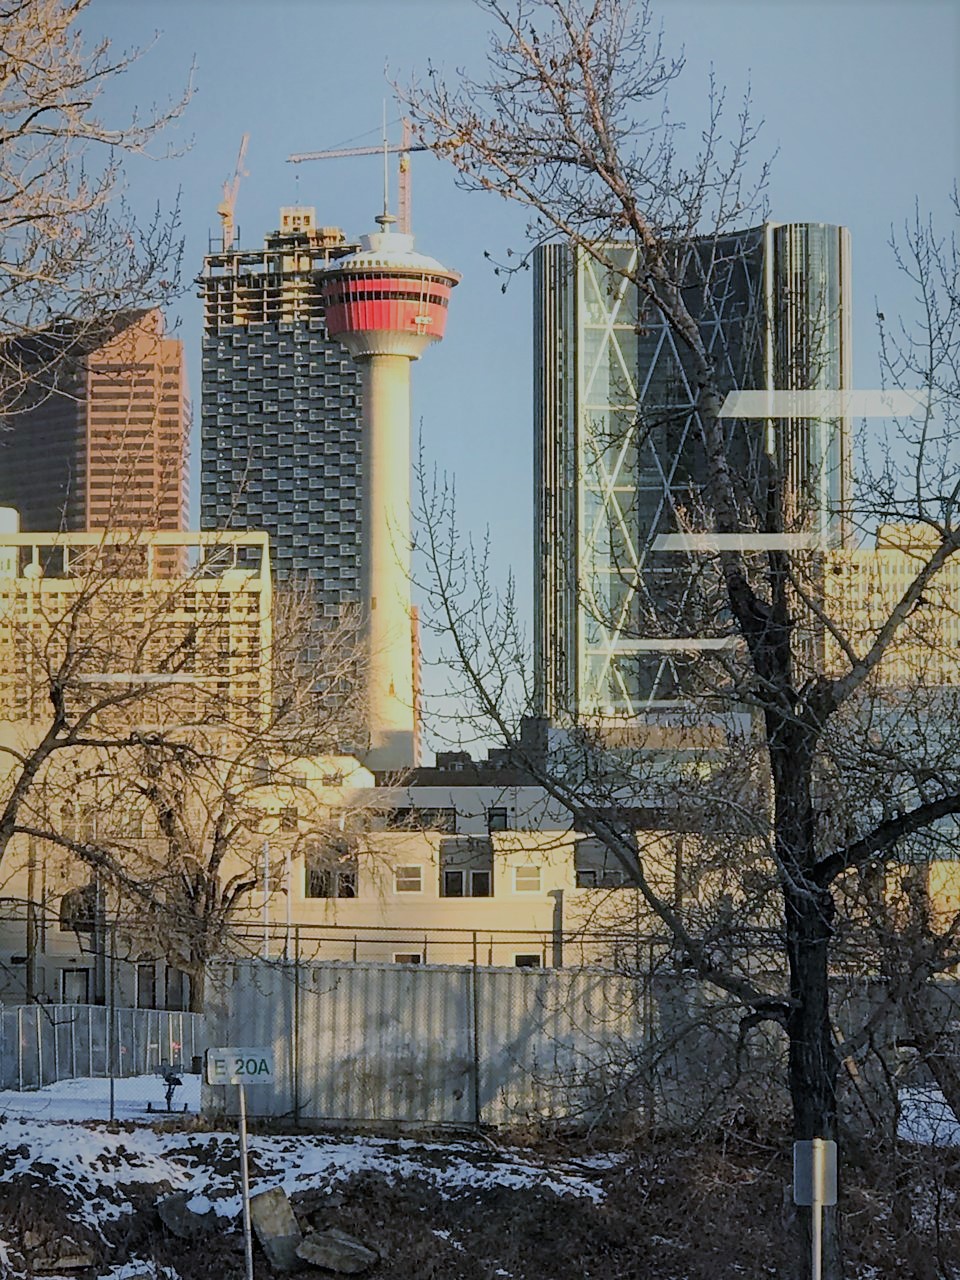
[786,886,843,1279]
[776,734,843,1280]
[187,964,205,1015]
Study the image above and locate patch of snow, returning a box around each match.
[568,1150,628,1170]
[0,1073,200,1123]
[432,1227,465,1251]
[0,1080,607,1277]
[166,1131,605,1221]
[898,1086,960,1147]
[0,1115,189,1230]
[97,1264,181,1280]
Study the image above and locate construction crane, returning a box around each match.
[217,133,250,252]
[286,120,426,235]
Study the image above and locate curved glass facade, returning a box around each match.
[534,223,851,720]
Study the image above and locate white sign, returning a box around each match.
[206,1046,275,1086]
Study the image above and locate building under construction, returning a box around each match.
[198,207,362,611]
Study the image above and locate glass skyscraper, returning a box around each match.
[534,223,852,720]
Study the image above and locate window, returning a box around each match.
[59,803,79,841]
[514,954,541,969]
[442,868,492,897]
[337,870,357,898]
[386,808,412,829]
[279,806,299,832]
[136,962,157,1009]
[471,870,492,897]
[514,865,541,893]
[575,837,631,889]
[486,807,509,831]
[59,883,97,933]
[251,757,271,785]
[61,967,91,1003]
[393,952,422,965]
[165,966,191,1012]
[386,807,457,833]
[305,861,357,899]
[394,865,423,893]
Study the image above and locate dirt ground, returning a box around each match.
[1,1119,959,1279]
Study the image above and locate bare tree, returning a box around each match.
[3,560,367,1012]
[0,0,190,407]
[405,4,960,1274]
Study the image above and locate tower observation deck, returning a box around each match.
[321,217,460,771]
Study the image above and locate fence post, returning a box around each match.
[17,1007,23,1090]
[471,932,481,1126]
[36,1005,42,1087]
[107,922,118,1118]
[293,924,301,1125]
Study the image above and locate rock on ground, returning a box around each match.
[250,1186,303,1271]
[296,1227,379,1275]
[157,1191,215,1239]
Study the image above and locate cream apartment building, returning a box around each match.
[0,748,689,1005]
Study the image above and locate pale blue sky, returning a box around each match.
[89,0,959,742]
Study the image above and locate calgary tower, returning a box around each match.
[321,203,459,771]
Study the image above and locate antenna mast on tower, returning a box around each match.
[287,120,424,235]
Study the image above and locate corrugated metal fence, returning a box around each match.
[0,1004,205,1091]
[204,959,764,1127]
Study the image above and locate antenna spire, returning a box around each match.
[375,100,396,231]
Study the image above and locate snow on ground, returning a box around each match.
[0,1074,606,1239]
[97,1266,180,1280]
[162,1129,606,1220]
[898,1085,960,1147]
[0,1072,200,1122]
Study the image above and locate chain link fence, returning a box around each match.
[0,1003,204,1090]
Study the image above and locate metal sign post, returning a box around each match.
[237,1077,253,1280]
[207,1047,275,1280]
[793,1139,838,1280]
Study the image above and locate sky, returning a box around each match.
[87,0,960,747]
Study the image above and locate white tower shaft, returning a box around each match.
[360,354,415,771]
[320,224,459,773]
